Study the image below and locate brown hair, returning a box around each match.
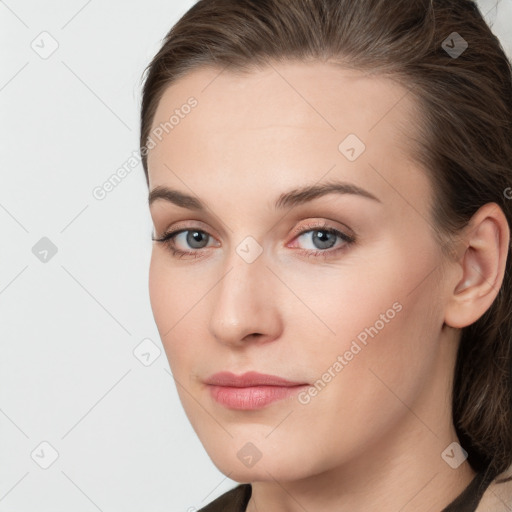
[139,0,512,482]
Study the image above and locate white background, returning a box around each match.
[0,1,511,511]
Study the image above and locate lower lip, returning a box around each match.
[208,384,309,410]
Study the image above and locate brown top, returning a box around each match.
[198,466,497,512]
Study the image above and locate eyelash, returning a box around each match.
[151,222,356,260]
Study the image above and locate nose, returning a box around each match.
[208,246,282,348]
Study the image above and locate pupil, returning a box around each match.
[189,230,206,248]
[314,230,334,249]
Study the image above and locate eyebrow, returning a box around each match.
[148,180,381,211]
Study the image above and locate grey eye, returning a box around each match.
[297,230,339,251]
[182,230,210,249]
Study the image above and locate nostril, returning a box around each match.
[245,333,263,340]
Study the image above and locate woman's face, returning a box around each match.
[146,61,456,482]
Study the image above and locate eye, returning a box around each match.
[152,221,355,260]
[295,228,343,250]
[152,228,218,259]
[171,230,211,250]
[289,222,355,259]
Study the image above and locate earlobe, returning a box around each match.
[444,203,510,329]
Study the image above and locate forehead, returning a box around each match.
[147,60,426,209]
[149,60,417,137]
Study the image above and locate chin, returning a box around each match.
[204,442,318,483]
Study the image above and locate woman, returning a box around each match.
[139,0,512,510]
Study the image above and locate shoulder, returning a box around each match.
[197,484,252,512]
[476,466,512,512]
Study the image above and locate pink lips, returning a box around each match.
[204,371,309,410]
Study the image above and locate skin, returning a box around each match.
[146,61,510,512]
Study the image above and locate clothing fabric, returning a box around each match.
[197,466,497,512]
[198,483,251,512]
[441,464,497,512]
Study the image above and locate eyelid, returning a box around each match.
[158,225,221,248]
[157,220,218,239]
[288,219,354,240]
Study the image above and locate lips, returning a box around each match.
[204,371,307,387]
[204,371,309,410]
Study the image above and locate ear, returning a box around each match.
[444,203,510,329]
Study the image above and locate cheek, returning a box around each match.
[148,251,204,379]
[317,232,442,349]
[148,251,168,329]
[274,246,407,359]
[148,252,183,354]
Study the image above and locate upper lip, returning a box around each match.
[204,371,308,387]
